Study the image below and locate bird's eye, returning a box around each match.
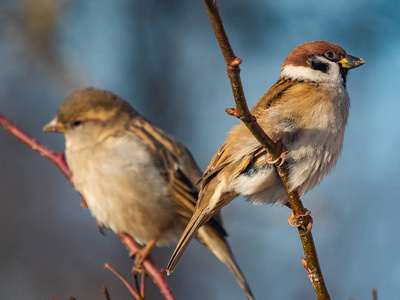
[71,120,83,127]
[325,51,336,59]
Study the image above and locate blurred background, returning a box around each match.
[0,0,397,299]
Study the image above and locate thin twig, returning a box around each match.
[141,271,146,298]
[134,273,142,299]
[202,0,281,160]
[118,234,175,300]
[0,114,72,182]
[201,1,330,299]
[102,286,111,300]
[0,112,175,300]
[372,288,377,300]
[0,113,88,207]
[105,264,140,300]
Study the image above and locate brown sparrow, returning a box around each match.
[43,89,254,300]
[167,41,365,273]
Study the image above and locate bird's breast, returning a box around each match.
[280,86,350,196]
[236,84,350,205]
[65,134,183,245]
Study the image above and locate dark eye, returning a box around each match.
[71,120,83,127]
[325,51,336,60]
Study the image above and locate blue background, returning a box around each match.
[0,0,397,299]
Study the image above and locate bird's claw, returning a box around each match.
[129,248,153,270]
[131,265,144,276]
[287,209,313,235]
[97,221,107,236]
[266,140,287,166]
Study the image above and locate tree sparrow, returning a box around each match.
[167,41,365,274]
[43,89,254,300]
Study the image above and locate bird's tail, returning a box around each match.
[196,224,255,300]
[167,211,254,300]
[166,210,207,275]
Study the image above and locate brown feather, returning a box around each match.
[282,41,347,69]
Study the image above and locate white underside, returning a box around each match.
[208,74,350,208]
[65,131,183,246]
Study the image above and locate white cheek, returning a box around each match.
[281,63,343,87]
[65,128,98,151]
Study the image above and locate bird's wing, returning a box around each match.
[168,78,297,292]
[200,78,296,188]
[129,117,225,228]
[250,77,296,116]
[174,78,297,257]
[131,118,254,298]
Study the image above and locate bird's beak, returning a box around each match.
[339,55,365,69]
[43,117,66,133]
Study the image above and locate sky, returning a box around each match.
[0,0,398,299]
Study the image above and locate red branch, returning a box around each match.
[118,234,175,300]
[0,112,175,300]
[0,114,72,182]
[104,264,140,299]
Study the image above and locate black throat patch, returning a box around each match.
[340,67,348,87]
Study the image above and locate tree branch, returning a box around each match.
[104,264,141,300]
[102,286,111,300]
[0,112,175,300]
[118,234,175,300]
[0,114,72,182]
[201,1,330,299]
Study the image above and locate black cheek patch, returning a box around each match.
[310,60,330,73]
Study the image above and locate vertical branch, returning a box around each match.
[202,0,281,159]
[201,1,330,299]
[372,288,377,300]
[140,271,146,298]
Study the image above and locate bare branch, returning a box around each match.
[372,288,377,300]
[118,233,175,300]
[104,264,141,300]
[140,271,146,298]
[0,113,72,182]
[201,1,330,299]
[102,286,111,300]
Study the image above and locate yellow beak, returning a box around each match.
[43,117,66,133]
[339,55,365,69]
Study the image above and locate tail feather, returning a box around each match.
[197,225,255,300]
[167,212,255,300]
[166,211,207,275]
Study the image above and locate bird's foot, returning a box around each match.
[97,221,107,236]
[287,209,313,235]
[129,249,151,273]
[129,237,158,271]
[265,139,287,166]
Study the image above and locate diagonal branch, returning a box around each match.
[104,264,141,299]
[0,114,72,183]
[0,112,175,300]
[201,1,330,299]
